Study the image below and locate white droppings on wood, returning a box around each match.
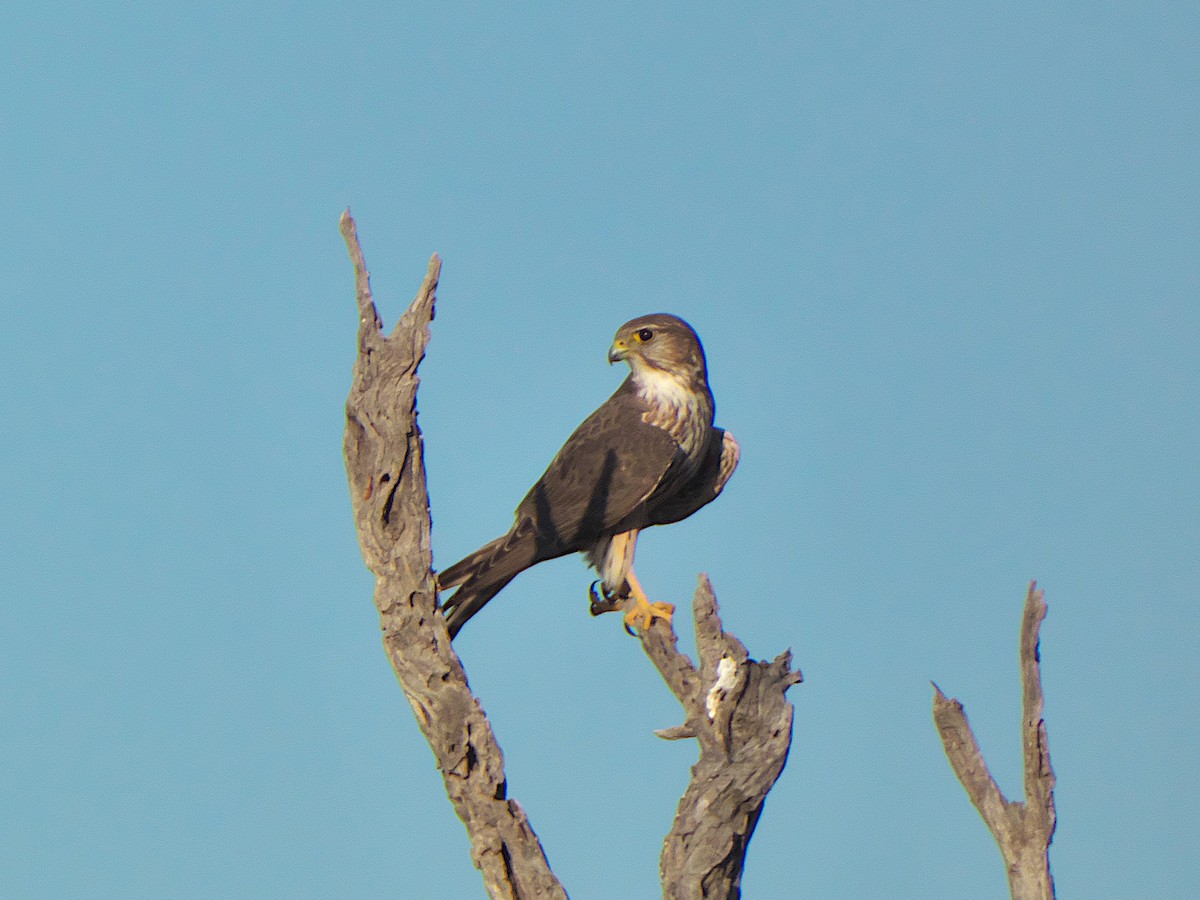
[706,656,738,720]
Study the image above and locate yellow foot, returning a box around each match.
[623,595,675,633]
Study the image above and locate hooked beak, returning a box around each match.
[608,338,630,364]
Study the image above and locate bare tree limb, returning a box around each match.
[636,576,803,899]
[933,582,1057,900]
[339,211,566,900]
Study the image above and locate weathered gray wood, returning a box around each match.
[933,582,1057,900]
[339,211,566,900]
[636,577,802,899]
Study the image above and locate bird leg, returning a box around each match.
[587,573,675,632]
[586,530,674,633]
[620,565,675,634]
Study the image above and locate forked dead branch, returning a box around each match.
[933,583,1057,900]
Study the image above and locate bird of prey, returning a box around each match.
[437,313,739,639]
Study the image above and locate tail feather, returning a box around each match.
[437,535,506,592]
[438,521,541,638]
[442,572,521,638]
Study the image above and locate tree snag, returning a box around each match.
[629,578,802,898]
[340,211,566,900]
[932,582,1057,900]
[339,212,801,898]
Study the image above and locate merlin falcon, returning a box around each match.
[437,313,739,639]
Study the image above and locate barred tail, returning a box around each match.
[438,521,541,638]
[437,536,507,592]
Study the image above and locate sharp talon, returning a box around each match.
[589,580,622,617]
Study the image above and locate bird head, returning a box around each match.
[608,313,708,382]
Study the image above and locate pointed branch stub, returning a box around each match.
[933,582,1056,900]
[636,575,802,899]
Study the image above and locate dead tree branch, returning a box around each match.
[339,211,566,900]
[933,582,1057,900]
[634,577,802,899]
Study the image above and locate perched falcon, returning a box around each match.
[437,313,739,639]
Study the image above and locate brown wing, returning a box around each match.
[516,377,683,556]
[643,427,740,526]
[439,377,682,637]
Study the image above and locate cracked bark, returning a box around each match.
[340,211,565,900]
[339,213,801,898]
[632,578,802,899]
[933,582,1057,900]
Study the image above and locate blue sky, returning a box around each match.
[2,3,1197,897]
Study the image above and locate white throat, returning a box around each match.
[629,364,712,460]
[633,365,697,412]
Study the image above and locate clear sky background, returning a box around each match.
[2,3,1197,898]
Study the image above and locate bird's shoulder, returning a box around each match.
[514,379,683,531]
[549,378,678,462]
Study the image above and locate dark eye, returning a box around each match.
[637,328,654,342]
